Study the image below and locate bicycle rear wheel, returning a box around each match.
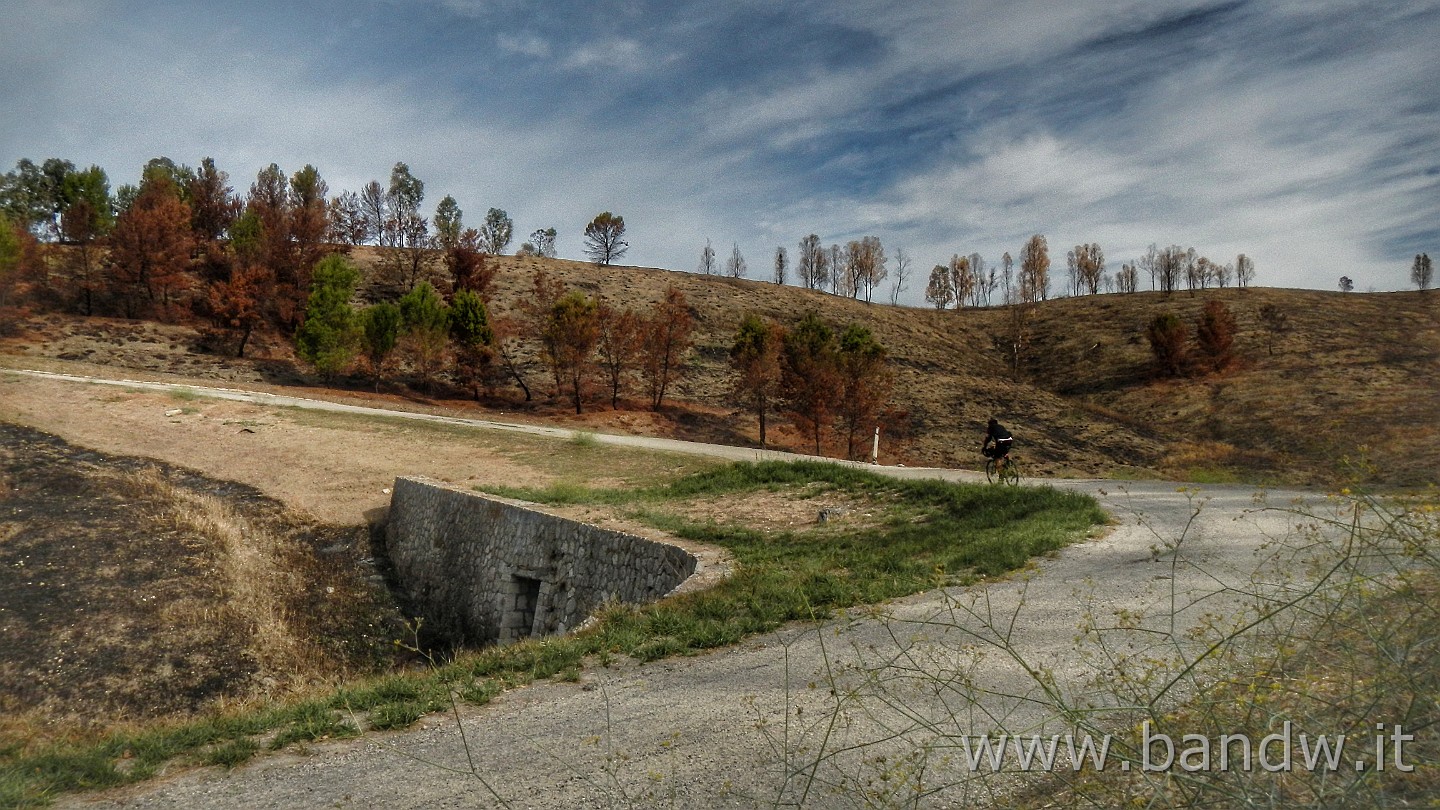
[1001,458,1021,486]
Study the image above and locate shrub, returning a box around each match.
[1145,311,1188,377]
[1194,299,1237,372]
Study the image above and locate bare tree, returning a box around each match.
[1001,252,1014,304]
[698,239,716,275]
[836,243,858,298]
[725,242,747,278]
[773,246,788,285]
[1236,253,1255,289]
[1139,244,1159,291]
[1412,253,1433,291]
[890,247,911,305]
[1155,245,1183,294]
[843,238,886,301]
[359,180,387,245]
[967,253,989,306]
[797,234,823,289]
[1117,262,1138,294]
[1019,234,1049,303]
[1073,243,1104,295]
[859,236,886,302]
[328,190,369,246]
[1215,260,1233,288]
[1181,247,1200,293]
[949,254,974,308]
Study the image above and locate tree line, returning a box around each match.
[922,235,1262,310]
[696,234,903,305]
[0,156,635,336]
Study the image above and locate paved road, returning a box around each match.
[14,369,1346,809]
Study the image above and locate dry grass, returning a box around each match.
[6,252,1438,487]
[0,423,406,751]
[120,467,316,682]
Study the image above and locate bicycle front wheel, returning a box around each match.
[984,458,997,483]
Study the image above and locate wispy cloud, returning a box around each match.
[2,0,1437,292]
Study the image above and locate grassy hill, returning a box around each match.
[5,249,1438,487]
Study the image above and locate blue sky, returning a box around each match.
[3,0,1438,297]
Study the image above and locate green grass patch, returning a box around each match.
[1,460,1102,806]
[199,738,259,770]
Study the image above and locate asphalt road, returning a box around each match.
[12,370,1349,809]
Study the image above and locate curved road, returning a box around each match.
[10,370,1349,809]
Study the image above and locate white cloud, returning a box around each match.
[497,32,551,59]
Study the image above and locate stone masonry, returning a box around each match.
[385,477,699,646]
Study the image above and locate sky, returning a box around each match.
[3,0,1438,298]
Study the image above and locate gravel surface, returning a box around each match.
[14,370,1345,809]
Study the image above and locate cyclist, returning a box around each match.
[982,418,1014,474]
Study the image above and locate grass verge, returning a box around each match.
[0,460,1104,807]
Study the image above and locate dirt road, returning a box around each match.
[3,370,1345,808]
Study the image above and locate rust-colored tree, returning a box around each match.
[1146,311,1188,378]
[544,290,600,414]
[206,263,268,357]
[595,300,642,409]
[730,314,785,449]
[836,323,893,460]
[639,286,694,411]
[1194,299,1237,373]
[782,312,840,456]
[107,176,192,320]
[289,166,329,260]
[446,228,495,299]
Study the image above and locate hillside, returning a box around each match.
[4,250,1437,486]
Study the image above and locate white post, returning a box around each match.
[871,425,881,465]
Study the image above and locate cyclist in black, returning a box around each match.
[982,418,1014,474]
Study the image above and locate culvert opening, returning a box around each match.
[502,575,543,643]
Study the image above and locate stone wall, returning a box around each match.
[385,477,699,646]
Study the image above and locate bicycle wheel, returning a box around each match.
[984,458,997,483]
[1002,458,1021,486]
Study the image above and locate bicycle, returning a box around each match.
[984,454,1021,486]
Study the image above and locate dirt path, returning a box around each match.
[1,369,1347,808]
